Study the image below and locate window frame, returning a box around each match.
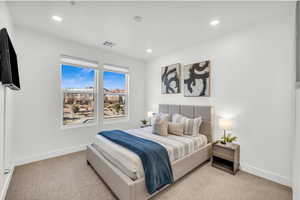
[102,64,130,123]
[60,58,99,129]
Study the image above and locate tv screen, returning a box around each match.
[0,28,20,90]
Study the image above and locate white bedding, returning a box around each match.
[92,127,208,180]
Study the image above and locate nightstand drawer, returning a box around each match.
[213,151,234,161]
[213,146,234,161]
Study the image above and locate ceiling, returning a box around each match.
[8,1,293,61]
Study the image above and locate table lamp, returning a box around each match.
[219,119,233,144]
[147,111,153,125]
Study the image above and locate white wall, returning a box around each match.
[293,90,300,199]
[0,1,15,195]
[293,3,300,199]
[145,14,295,186]
[12,27,145,165]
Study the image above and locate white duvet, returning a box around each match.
[92,127,207,180]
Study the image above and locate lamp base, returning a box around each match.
[220,130,227,145]
[220,141,226,145]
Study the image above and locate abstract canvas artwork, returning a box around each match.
[183,61,210,97]
[161,63,181,94]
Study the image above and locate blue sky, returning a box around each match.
[103,71,126,90]
[61,65,125,90]
[62,65,95,89]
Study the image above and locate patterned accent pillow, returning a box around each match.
[172,114,202,136]
[152,119,168,136]
[168,122,184,136]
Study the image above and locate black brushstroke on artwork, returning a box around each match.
[184,61,210,96]
[161,66,180,94]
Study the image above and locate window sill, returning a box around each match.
[61,122,98,130]
[103,117,129,125]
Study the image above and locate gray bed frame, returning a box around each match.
[87,104,213,200]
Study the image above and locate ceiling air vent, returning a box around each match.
[102,41,115,47]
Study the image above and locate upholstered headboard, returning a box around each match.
[159,104,213,143]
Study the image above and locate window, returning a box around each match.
[103,65,129,119]
[61,56,98,127]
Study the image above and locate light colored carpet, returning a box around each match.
[6,151,292,200]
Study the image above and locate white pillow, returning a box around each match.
[172,114,202,136]
[151,113,170,125]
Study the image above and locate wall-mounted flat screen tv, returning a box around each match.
[0,28,20,90]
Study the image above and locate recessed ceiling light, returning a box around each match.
[146,49,152,53]
[210,20,220,26]
[52,15,63,22]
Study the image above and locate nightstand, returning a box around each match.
[212,142,240,175]
[140,125,151,128]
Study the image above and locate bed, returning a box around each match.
[87,104,213,200]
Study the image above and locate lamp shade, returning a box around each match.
[147,111,153,118]
[219,119,233,130]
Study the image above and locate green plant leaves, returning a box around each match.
[221,134,238,143]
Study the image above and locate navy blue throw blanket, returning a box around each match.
[99,130,174,194]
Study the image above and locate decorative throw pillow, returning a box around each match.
[168,123,184,136]
[152,119,168,136]
[172,114,202,136]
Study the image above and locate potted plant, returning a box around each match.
[221,134,238,143]
[140,119,148,125]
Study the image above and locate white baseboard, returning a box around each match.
[15,144,88,166]
[240,162,291,187]
[0,167,15,200]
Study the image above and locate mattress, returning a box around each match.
[92,127,208,180]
